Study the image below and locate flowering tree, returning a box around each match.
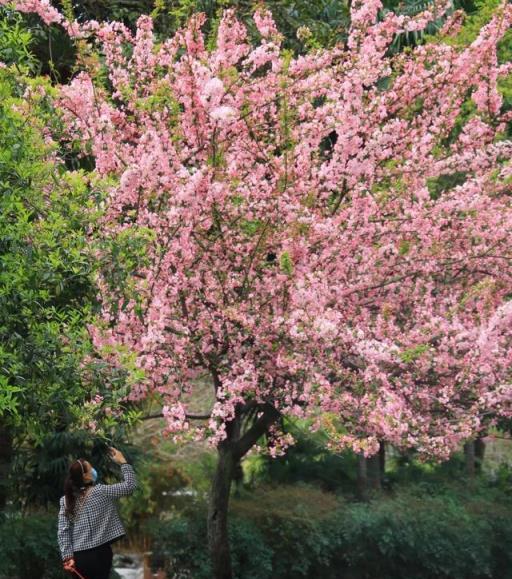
[3,0,512,575]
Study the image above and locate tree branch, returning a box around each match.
[142,411,211,421]
[233,403,281,459]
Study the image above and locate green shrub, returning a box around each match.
[0,512,129,579]
[146,506,272,579]
[329,494,493,579]
[146,509,211,579]
[0,513,67,579]
[146,483,512,579]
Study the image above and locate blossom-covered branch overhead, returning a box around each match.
[4,0,512,458]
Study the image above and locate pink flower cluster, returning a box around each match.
[10,0,512,458]
[0,0,62,25]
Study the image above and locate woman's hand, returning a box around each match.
[63,557,75,572]
[109,447,127,465]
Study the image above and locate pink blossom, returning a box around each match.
[209,105,236,122]
[11,0,512,459]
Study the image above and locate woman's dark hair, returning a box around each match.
[64,458,89,518]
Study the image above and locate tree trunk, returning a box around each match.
[206,402,281,579]
[366,441,386,491]
[475,437,486,473]
[0,423,13,511]
[367,453,381,491]
[208,442,236,579]
[464,440,476,478]
[356,453,368,500]
[379,440,386,478]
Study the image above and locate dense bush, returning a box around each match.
[146,507,273,579]
[0,13,143,510]
[0,513,67,579]
[0,512,125,579]
[146,482,512,579]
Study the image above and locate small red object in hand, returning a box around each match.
[63,558,87,579]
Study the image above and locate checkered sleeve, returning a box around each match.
[96,463,137,498]
[57,497,74,560]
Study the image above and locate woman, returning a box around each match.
[57,447,137,579]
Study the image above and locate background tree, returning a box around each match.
[0,21,137,510]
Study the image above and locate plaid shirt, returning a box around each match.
[57,463,137,560]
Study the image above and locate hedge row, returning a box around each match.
[147,484,512,579]
[1,483,511,579]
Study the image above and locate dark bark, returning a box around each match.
[207,403,281,579]
[378,440,386,478]
[208,442,236,579]
[475,437,486,473]
[0,423,13,510]
[367,454,381,490]
[356,453,368,500]
[464,440,476,478]
[235,403,281,459]
[367,441,386,491]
